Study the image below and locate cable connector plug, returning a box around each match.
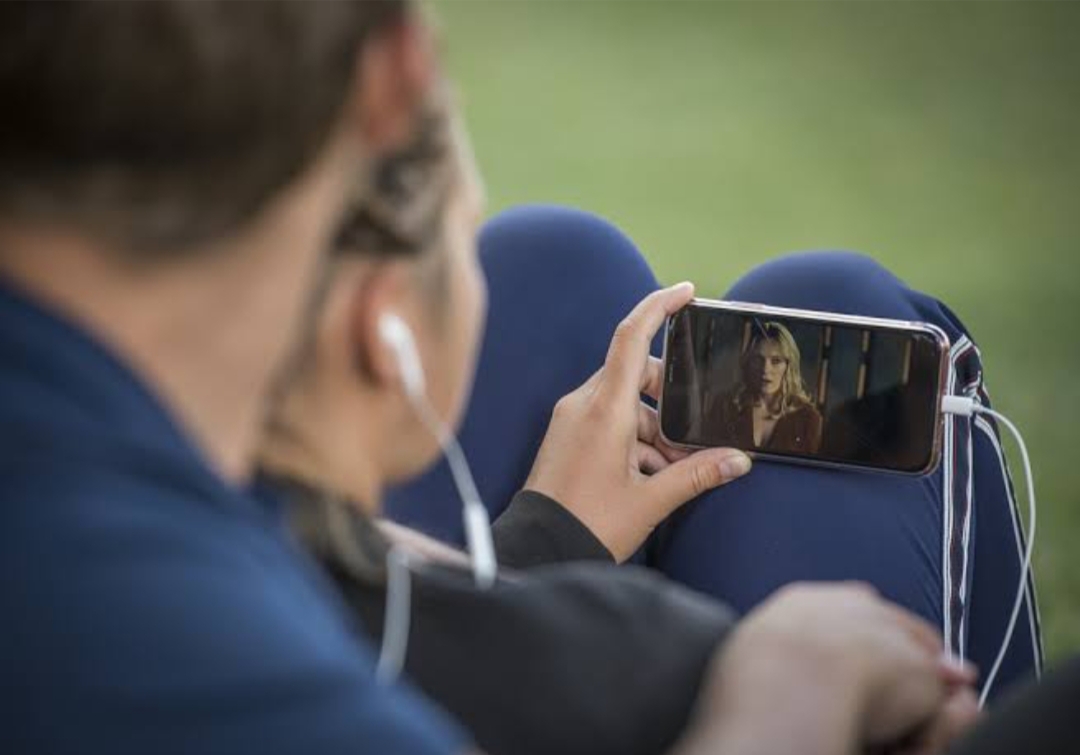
[941,395,978,417]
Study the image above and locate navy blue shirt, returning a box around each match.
[0,280,469,754]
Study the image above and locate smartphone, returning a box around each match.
[659,299,951,475]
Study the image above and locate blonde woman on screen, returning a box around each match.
[710,321,822,454]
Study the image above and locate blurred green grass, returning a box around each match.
[435,0,1079,662]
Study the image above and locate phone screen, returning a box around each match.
[660,302,948,474]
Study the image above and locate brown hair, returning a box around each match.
[0,0,406,256]
[333,83,459,262]
[265,84,464,399]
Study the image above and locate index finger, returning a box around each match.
[601,282,695,403]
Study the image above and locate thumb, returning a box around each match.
[644,448,752,516]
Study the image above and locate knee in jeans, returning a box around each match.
[480,204,657,285]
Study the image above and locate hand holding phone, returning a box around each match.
[525,285,752,561]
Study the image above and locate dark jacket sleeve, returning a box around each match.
[492,489,615,569]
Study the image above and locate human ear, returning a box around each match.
[347,262,418,396]
[347,12,437,154]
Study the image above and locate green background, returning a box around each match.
[435,0,1079,662]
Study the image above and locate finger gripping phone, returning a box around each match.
[659,299,951,475]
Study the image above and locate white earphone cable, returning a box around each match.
[376,312,498,684]
[412,393,498,590]
[375,545,412,685]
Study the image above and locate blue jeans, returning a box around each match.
[385,205,1042,700]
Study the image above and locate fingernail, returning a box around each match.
[670,281,694,294]
[719,452,752,479]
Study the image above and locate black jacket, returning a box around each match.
[281,482,735,755]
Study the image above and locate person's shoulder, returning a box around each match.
[0,462,468,755]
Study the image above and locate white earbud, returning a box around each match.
[378,312,426,401]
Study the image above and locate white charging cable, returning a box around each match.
[940,395,1036,707]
